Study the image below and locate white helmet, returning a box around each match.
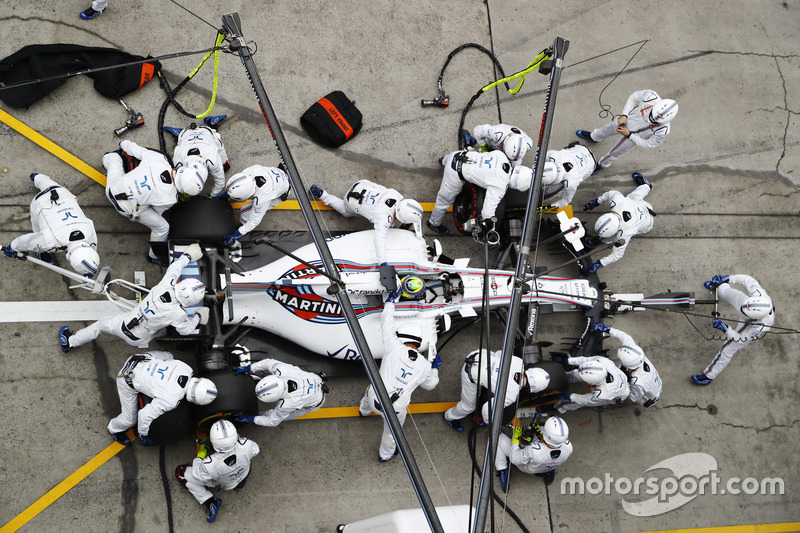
[524,367,550,393]
[502,134,529,162]
[618,344,645,369]
[174,156,208,196]
[395,198,423,225]
[226,173,256,201]
[595,212,622,239]
[541,416,569,447]
[509,166,533,191]
[396,322,424,349]
[741,295,773,320]
[649,99,679,124]
[66,244,99,277]
[541,161,562,186]
[578,361,607,385]
[175,278,206,307]
[209,419,238,453]
[185,377,217,405]
[255,375,286,403]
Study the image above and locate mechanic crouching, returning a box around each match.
[548,354,630,414]
[232,358,329,427]
[176,420,260,523]
[59,244,209,352]
[495,416,573,491]
[108,350,217,445]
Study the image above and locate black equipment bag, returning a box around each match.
[300,90,362,147]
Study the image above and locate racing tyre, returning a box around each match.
[139,394,194,445]
[452,183,505,235]
[191,369,259,430]
[167,197,238,245]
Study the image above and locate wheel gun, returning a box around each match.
[114,99,144,136]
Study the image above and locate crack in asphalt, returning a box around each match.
[92,342,138,533]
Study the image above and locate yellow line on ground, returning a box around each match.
[270,200,441,212]
[0,108,107,186]
[296,401,458,420]
[0,438,129,533]
[637,523,800,533]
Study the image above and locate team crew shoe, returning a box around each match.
[498,468,509,493]
[204,115,227,128]
[442,413,463,433]
[575,130,597,143]
[79,7,104,19]
[59,326,72,353]
[112,432,132,446]
[632,172,651,188]
[378,448,399,463]
[691,374,713,386]
[426,220,450,236]
[146,254,167,267]
[162,126,183,138]
[309,185,324,199]
[592,164,603,175]
[205,498,222,522]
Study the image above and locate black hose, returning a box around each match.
[466,426,532,533]
[158,444,175,533]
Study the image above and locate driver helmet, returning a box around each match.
[400,275,425,299]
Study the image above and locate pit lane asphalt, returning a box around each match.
[1,1,799,532]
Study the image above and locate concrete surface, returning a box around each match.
[1,1,799,532]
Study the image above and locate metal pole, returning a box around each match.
[221,13,443,532]
[472,36,569,533]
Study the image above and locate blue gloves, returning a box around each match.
[385,290,402,303]
[460,129,476,147]
[551,353,568,365]
[712,275,729,286]
[138,434,153,446]
[221,230,242,247]
[555,393,571,401]
[29,172,37,181]
[431,353,443,370]
[588,261,603,274]
[590,322,612,333]
[3,245,18,258]
[234,365,251,375]
[712,319,729,333]
[213,191,229,200]
[583,198,600,211]
[234,414,255,424]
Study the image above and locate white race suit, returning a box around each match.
[429,150,513,227]
[68,253,202,348]
[702,275,774,380]
[107,350,194,437]
[359,301,439,461]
